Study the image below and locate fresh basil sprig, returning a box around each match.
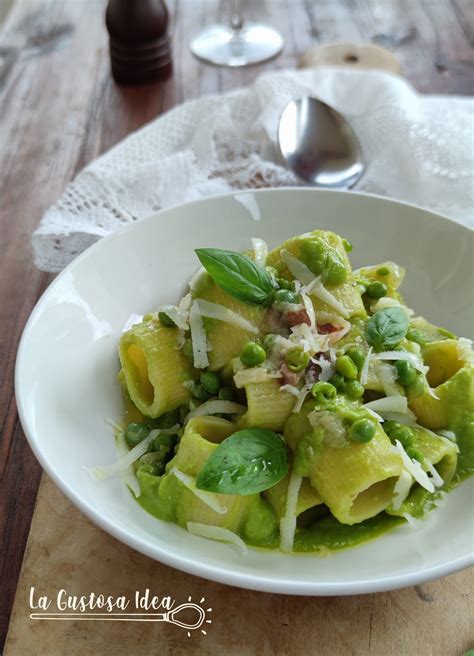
[366,306,409,351]
[195,248,274,306]
[196,428,289,495]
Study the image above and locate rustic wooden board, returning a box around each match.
[4,475,474,655]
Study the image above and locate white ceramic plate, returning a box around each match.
[16,189,474,595]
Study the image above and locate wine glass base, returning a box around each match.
[190,23,284,67]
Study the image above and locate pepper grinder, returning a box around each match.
[106,0,172,85]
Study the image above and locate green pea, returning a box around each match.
[407,374,425,399]
[125,422,150,447]
[200,371,220,396]
[311,381,337,402]
[335,355,358,380]
[158,311,176,328]
[218,387,235,401]
[349,418,376,443]
[240,342,267,366]
[329,373,346,392]
[153,432,174,453]
[406,446,424,463]
[395,359,417,386]
[182,339,194,363]
[276,277,293,291]
[366,281,388,299]
[406,327,427,346]
[376,267,390,276]
[383,420,401,436]
[285,347,310,373]
[192,382,211,401]
[345,346,366,372]
[273,289,299,305]
[342,238,353,252]
[322,251,348,286]
[345,380,365,399]
[390,425,415,448]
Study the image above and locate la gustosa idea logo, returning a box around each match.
[29,587,212,637]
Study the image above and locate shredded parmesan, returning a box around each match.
[300,292,316,329]
[372,351,428,374]
[184,399,246,423]
[292,384,313,413]
[194,299,258,334]
[251,237,268,268]
[438,429,456,441]
[90,429,160,480]
[280,384,300,397]
[391,470,413,511]
[376,361,403,397]
[360,347,373,385]
[186,522,247,555]
[402,512,422,528]
[234,367,281,388]
[189,302,210,369]
[280,471,303,553]
[425,462,444,488]
[365,408,384,423]
[280,249,315,285]
[157,304,189,330]
[364,396,416,420]
[392,440,434,493]
[310,354,336,382]
[457,337,474,365]
[171,468,227,515]
[122,314,144,332]
[305,277,350,318]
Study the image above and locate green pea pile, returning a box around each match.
[383,421,424,462]
[329,346,366,400]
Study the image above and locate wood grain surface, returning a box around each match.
[4,475,474,656]
[1,0,473,651]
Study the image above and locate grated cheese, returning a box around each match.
[281,249,315,285]
[188,267,207,291]
[279,384,300,397]
[364,396,416,419]
[372,351,428,375]
[189,301,210,369]
[310,354,336,382]
[186,522,247,555]
[184,399,246,423]
[360,347,373,385]
[305,277,350,319]
[157,304,189,330]
[251,237,269,268]
[234,367,281,388]
[194,299,258,334]
[291,384,313,414]
[391,470,413,511]
[280,471,303,553]
[392,440,434,493]
[300,291,316,329]
[376,361,403,397]
[425,462,444,488]
[171,468,228,515]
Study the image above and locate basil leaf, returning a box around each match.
[196,428,289,495]
[195,248,274,306]
[366,307,409,351]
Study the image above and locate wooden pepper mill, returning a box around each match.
[106,0,172,84]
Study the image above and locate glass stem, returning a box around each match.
[230,0,244,32]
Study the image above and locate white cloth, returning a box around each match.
[33,67,474,272]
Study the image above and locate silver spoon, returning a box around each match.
[278,97,364,189]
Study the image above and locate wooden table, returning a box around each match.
[1,0,473,651]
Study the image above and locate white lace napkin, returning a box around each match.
[33,67,474,272]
